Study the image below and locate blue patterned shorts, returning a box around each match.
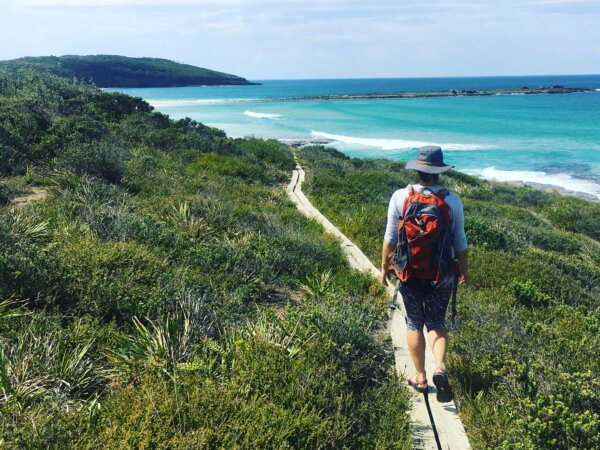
[399,284,452,332]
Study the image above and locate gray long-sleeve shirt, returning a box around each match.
[383,184,468,252]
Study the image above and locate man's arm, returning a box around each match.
[380,240,396,286]
[457,249,469,285]
[381,190,402,286]
[449,194,468,285]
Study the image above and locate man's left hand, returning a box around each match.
[380,269,389,286]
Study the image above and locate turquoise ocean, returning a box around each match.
[112,75,600,199]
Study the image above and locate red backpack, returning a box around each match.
[391,185,454,292]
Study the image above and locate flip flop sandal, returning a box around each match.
[407,375,429,393]
[432,371,454,403]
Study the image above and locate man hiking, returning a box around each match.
[380,145,468,403]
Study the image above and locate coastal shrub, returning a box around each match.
[465,183,555,208]
[0,144,24,176]
[0,317,104,410]
[108,299,214,382]
[91,91,152,121]
[235,137,296,171]
[56,239,174,321]
[40,115,108,157]
[510,373,600,450]
[542,197,600,241]
[0,312,114,449]
[300,144,349,161]
[0,183,11,205]
[125,150,187,196]
[0,238,61,307]
[510,280,552,307]
[463,215,509,250]
[57,139,129,183]
[188,153,265,182]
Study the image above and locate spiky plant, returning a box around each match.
[243,310,315,359]
[108,290,213,380]
[300,269,333,301]
[0,322,102,411]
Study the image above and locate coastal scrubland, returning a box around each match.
[0,71,410,448]
[298,146,600,449]
[2,66,599,450]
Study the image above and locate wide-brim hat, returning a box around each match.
[405,145,454,174]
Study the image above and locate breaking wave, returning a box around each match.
[468,167,600,199]
[148,98,254,107]
[243,111,282,119]
[310,131,494,151]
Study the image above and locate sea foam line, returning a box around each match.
[244,111,281,119]
[148,98,254,107]
[311,131,494,151]
[468,167,600,199]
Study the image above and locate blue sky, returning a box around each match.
[1,0,599,79]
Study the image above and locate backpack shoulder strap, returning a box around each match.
[401,184,415,216]
[436,188,450,200]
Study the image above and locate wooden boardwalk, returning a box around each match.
[287,164,471,450]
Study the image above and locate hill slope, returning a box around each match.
[0,55,259,87]
[0,69,409,447]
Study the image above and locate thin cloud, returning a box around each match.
[1,0,598,78]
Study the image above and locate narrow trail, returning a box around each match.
[10,187,48,208]
[288,163,470,450]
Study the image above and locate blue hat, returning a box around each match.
[405,145,454,174]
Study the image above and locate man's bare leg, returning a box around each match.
[407,330,427,380]
[428,327,448,373]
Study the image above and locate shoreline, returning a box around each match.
[502,180,599,202]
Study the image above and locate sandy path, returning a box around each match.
[10,187,48,208]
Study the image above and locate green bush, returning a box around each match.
[0,183,11,205]
[235,137,296,171]
[464,215,509,250]
[542,197,600,241]
[57,139,128,183]
[188,153,265,182]
[510,280,552,307]
[0,237,62,306]
[56,239,174,321]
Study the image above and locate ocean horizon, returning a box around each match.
[111,75,600,199]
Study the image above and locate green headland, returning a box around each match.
[0,55,259,87]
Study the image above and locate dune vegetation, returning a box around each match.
[0,70,411,448]
[298,146,600,449]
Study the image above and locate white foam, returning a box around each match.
[243,111,281,119]
[469,167,600,199]
[148,98,253,107]
[310,131,493,151]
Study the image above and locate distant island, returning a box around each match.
[0,55,259,87]
[280,85,595,102]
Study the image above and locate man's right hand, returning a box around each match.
[457,249,469,286]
